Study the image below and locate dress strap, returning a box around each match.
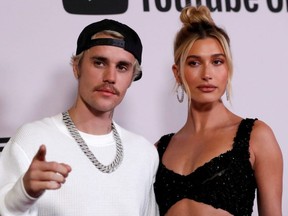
[156,134,174,160]
[233,118,257,158]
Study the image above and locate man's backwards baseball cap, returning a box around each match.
[76,19,143,81]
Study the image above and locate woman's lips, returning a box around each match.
[197,84,217,92]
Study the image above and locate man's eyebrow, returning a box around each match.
[117,60,133,66]
[90,56,133,67]
[90,56,107,62]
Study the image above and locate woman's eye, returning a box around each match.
[213,59,224,65]
[188,61,200,67]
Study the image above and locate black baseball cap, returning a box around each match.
[76,19,143,81]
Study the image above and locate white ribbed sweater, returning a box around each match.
[0,114,159,216]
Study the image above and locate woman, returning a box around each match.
[154,5,283,216]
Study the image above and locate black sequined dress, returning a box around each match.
[154,118,257,216]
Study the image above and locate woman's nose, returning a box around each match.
[202,74,212,81]
[202,65,212,81]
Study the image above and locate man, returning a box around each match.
[0,19,159,215]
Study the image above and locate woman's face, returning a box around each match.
[175,37,229,105]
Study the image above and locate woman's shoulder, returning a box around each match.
[251,119,275,141]
[250,119,281,157]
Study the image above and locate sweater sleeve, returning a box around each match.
[145,145,160,216]
[0,140,38,215]
[145,178,160,216]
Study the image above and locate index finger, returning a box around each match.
[34,144,46,162]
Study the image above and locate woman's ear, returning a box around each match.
[172,64,181,84]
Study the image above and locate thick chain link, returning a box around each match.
[62,111,123,173]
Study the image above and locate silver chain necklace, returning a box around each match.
[62,111,124,173]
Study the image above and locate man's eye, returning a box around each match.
[94,60,104,67]
[117,65,128,71]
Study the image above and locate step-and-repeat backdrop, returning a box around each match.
[1,1,287,214]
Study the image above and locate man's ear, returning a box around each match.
[73,62,80,79]
[172,64,181,84]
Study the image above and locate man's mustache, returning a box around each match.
[93,83,120,96]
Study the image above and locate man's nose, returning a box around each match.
[103,67,116,84]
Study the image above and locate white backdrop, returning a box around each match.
[0,1,287,215]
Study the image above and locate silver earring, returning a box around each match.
[226,88,230,101]
[176,84,184,103]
